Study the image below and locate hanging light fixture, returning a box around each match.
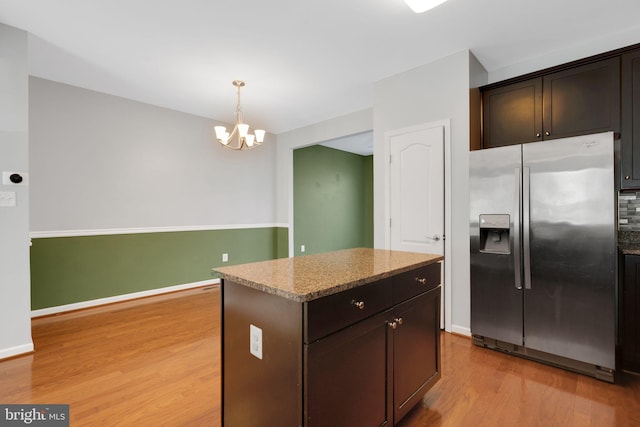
[214,80,266,150]
[403,0,448,13]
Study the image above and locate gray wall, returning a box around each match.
[29,78,277,234]
[373,50,476,335]
[0,24,33,358]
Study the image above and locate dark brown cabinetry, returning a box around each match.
[222,262,441,427]
[305,286,441,427]
[621,49,640,188]
[542,58,620,140]
[622,254,640,373]
[482,58,620,149]
[392,287,440,422]
[482,78,542,148]
[305,306,391,427]
[305,264,441,427]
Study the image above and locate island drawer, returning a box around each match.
[304,278,393,343]
[393,262,441,304]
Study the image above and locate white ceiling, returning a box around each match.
[2,0,640,135]
[320,131,374,156]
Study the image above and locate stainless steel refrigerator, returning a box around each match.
[469,132,616,382]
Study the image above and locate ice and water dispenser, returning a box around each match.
[478,214,510,254]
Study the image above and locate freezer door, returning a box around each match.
[470,145,523,346]
[522,132,616,369]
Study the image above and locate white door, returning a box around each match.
[388,124,445,326]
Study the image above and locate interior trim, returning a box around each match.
[30,223,290,239]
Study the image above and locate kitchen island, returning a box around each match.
[213,248,443,427]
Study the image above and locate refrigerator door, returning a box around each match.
[470,145,523,346]
[523,132,616,369]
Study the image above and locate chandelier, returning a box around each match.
[214,80,265,150]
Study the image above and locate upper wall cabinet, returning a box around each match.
[482,79,542,148]
[543,58,620,140]
[622,49,640,189]
[482,57,620,149]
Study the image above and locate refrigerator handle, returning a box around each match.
[513,168,522,290]
[523,167,532,290]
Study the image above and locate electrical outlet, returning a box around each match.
[250,324,262,360]
[301,245,305,253]
[0,191,16,207]
[222,253,228,262]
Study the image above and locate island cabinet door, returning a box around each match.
[392,286,441,424]
[304,310,393,427]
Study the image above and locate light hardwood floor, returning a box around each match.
[1,286,639,426]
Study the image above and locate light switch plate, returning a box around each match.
[0,191,17,207]
[250,324,263,360]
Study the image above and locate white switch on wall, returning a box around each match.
[0,191,16,207]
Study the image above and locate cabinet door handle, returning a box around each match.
[536,133,541,138]
[352,300,365,310]
[625,176,631,180]
[389,321,397,330]
[545,131,550,136]
[415,277,428,285]
[394,317,403,326]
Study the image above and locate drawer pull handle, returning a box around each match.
[352,300,365,310]
[389,321,398,330]
[416,277,428,285]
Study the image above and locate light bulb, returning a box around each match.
[214,126,227,141]
[238,124,249,138]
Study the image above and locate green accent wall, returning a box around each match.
[30,227,288,310]
[293,145,373,256]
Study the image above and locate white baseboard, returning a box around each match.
[31,279,220,318]
[0,342,34,360]
[451,324,471,337]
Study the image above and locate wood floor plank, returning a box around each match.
[1,285,638,426]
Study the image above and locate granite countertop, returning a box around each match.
[212,247,443,302]
[619,231,640,255]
